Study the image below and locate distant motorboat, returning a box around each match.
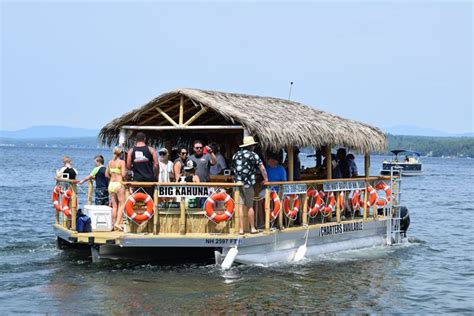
[381,150,423,176]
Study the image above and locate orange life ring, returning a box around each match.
[269,191,281,220]
[321,191,336,215]
[375,182,391,206]
[61,189,73,217]
[52,186,62,212]
[366,185,377,207]
[307,188,322,217]
[125,192,154,223]
[204,192,235,223]
[352,190,363,210]
[283,194,300,219]
[337,192,345,210]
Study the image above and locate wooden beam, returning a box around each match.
[156,107,178,127]
[184,107,208,126]
[287,146,294,181]
[264,187,271,233]
[364,154,370,177]
[122,125,244,130]
[141,101,182,125]
[325,146,332,179]
[179,96,184,125]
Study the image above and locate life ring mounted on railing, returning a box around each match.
[283,194,300,220]
[269,191,281,221]
[125,192,154,223]
[204,191,235,223]
[61,189,73,217]
[51,186,62,212]
[375,181,391,207]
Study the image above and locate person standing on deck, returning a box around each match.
[56,155,78,180]
[126,132,159,197]
[209,143,227,175]
[157,148,175,183]
[173,146,189,182]
[232,136,269,234]
[188,140,217,182]
[79,155,109,205]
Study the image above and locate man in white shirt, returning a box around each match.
[158,148,174,183]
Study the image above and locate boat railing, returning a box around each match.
[53,176,397,236]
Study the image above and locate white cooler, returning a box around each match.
[84,205,113,232]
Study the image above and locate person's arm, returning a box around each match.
[126,149,133,170]
[193,175,200,183]
[174,161,181,182]
[120,160,127,178]
[281,166,287,182]
[105,162,111,178]
[259,163,269,183]
[149,146,159,177]
[79,175,92,185]
[206,146,217,165]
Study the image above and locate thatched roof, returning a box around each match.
[99,88,386,153]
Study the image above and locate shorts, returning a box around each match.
[240,186,255,208]
[95,187,109,205]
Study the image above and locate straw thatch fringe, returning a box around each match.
[99,88,386,153]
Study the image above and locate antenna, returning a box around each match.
[288,81,294,100]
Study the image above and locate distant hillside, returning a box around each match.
[386,134,474,158]
[0,126,99,139]
[1,134,473,157]
[383,125,473,137]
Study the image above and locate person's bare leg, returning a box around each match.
[239,206,245,234]
[248,207,257,233]
[114,187,125,230]
[111,194,118,229]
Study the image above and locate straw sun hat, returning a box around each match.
[239,136,258,148]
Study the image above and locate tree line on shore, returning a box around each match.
[1,134,473,158]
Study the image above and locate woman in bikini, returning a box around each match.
[106,147,127,231]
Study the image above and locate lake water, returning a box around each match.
[0,147,473,313]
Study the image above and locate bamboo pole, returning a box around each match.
[156,107,179,127]
[179,95,184,125]
[153,186,159,235]
[233,186,241,234]
[336,192,341,223]
[287,146,294,181]
[363,183,368,220]
[179,198,186,235]
[183,107,208,126]
[365,153,370,177]
[325,146,332,179]
[302,193,308,226]
[278,186,284,230]
[87,181,93,205]
[264,187,271,233]
[71,185,77,231]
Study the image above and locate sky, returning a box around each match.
[1,1,472,134]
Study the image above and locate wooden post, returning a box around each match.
[153,186,159,234]
[233,187,240,234]
[363,183,368,220]
[278,186,284,230]
[302,193,308,226]
[179,197,186,235]
[373,200,378,220]
[179,95,184,125]
[71,185,77,231]
[364,153,370,177]
[87,181,93,205]
[264,187,271,233]
[287,146,294,181]
[325,146,332,179]
[336,192,341,223]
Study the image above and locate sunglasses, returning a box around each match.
[180,152,188,155]
[159,152,167,156]
[194,147,203,150]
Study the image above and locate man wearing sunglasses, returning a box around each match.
[188,140,217,183]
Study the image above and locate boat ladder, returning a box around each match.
[386,166,404,245]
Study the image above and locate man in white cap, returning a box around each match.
[232,136,269,234]
[158,148,174,183]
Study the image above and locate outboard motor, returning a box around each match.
[399,206,410,237]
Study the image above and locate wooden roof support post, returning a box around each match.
[287,146,294,181]
[264,187,271,233]
[156,107,179,127]
[325,146,332,179]
[183,107,208,126]
[179,95,184,125]
[364,153,370,177]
